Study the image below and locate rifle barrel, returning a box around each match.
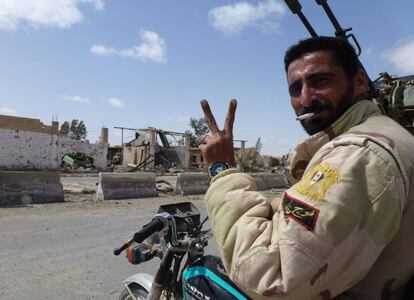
[315,0,344,37]
[315,0,377,98]
[284,0,318,37]
[297,11,318,37]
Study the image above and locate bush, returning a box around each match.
[237,137,265,172]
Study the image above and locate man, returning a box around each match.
[200,37,414,299]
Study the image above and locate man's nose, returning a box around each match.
[300,83,317,107]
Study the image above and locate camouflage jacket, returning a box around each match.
[205,100,414,299]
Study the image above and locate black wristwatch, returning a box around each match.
[208,162,230,182]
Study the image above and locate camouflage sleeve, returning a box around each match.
[204,140,404,299]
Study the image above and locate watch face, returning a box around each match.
[210,162,229,177]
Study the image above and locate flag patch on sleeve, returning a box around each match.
[282,192,319,231]
[295,162,339,201]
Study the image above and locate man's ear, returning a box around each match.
[353,69,369,100]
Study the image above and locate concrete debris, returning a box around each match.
[156,180,174,193]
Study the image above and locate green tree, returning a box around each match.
[190,117,210,136]
[59,119,88,141]
[70,119,87,141]
[188,117,210,147]
[59,121,70,134]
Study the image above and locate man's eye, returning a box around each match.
[289,82,302,96]
[310,76,330,87]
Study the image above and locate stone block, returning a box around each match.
[0,171,64,204]
[175,172,209,195]
[97,172,158,200]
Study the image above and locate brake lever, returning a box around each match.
[114,238,134,256]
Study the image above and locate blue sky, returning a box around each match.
[1,0,414,155]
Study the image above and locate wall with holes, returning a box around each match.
[0,115,108,170]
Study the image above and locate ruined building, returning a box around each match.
[117,127,191,171]
[0,115,108,170]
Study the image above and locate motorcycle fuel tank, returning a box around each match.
[182,256,250,300]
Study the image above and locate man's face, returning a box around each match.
[287,50,360,135]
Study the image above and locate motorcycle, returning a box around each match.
[114,201,250,300]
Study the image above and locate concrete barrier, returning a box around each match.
[97,172,158,200]
[250,172,289,191]
[175,172,209,196]
[249,173,268,191]
[0,171,64,205]
[262,172,289,188]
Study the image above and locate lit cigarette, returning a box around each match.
[296,112,315,121]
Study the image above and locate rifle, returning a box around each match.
[283,0,377,99]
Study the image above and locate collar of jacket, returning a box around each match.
[289,100,382,182]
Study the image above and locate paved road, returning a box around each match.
[0,196,218,300]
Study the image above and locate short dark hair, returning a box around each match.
[284,36,360,80]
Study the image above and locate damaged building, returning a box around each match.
[0,114,247,173]
[115,127,191,172]
[0,115,108,170]
[116,126,247,172]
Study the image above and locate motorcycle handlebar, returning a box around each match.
[133,217,164,243]
[113,217,165,256]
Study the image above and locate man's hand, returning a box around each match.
[200,99,237,170]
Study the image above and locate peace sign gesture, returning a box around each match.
[200,99,237,169]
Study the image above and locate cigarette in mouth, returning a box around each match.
[296,112,315,121]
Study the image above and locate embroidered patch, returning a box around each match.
[282,192,319,231]
[295,162,339,201]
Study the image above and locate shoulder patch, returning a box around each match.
[282,192,319,231]
[295,162,339,201]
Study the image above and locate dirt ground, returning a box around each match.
[0,180,285,300]
[0,185,204,217]
[0,181,285,218]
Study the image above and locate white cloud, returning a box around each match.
[0,0,103,31]
[63,95,90,103]
[0,107,18,115]
[91,0,104,10]
[386,40,414,75]
[175,116,189,123]
[108,97,124,108]
[91,29,167,63]
[209,0,285,35]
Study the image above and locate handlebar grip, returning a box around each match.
[133,218,164,243]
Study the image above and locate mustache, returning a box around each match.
[301,100,330,115]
